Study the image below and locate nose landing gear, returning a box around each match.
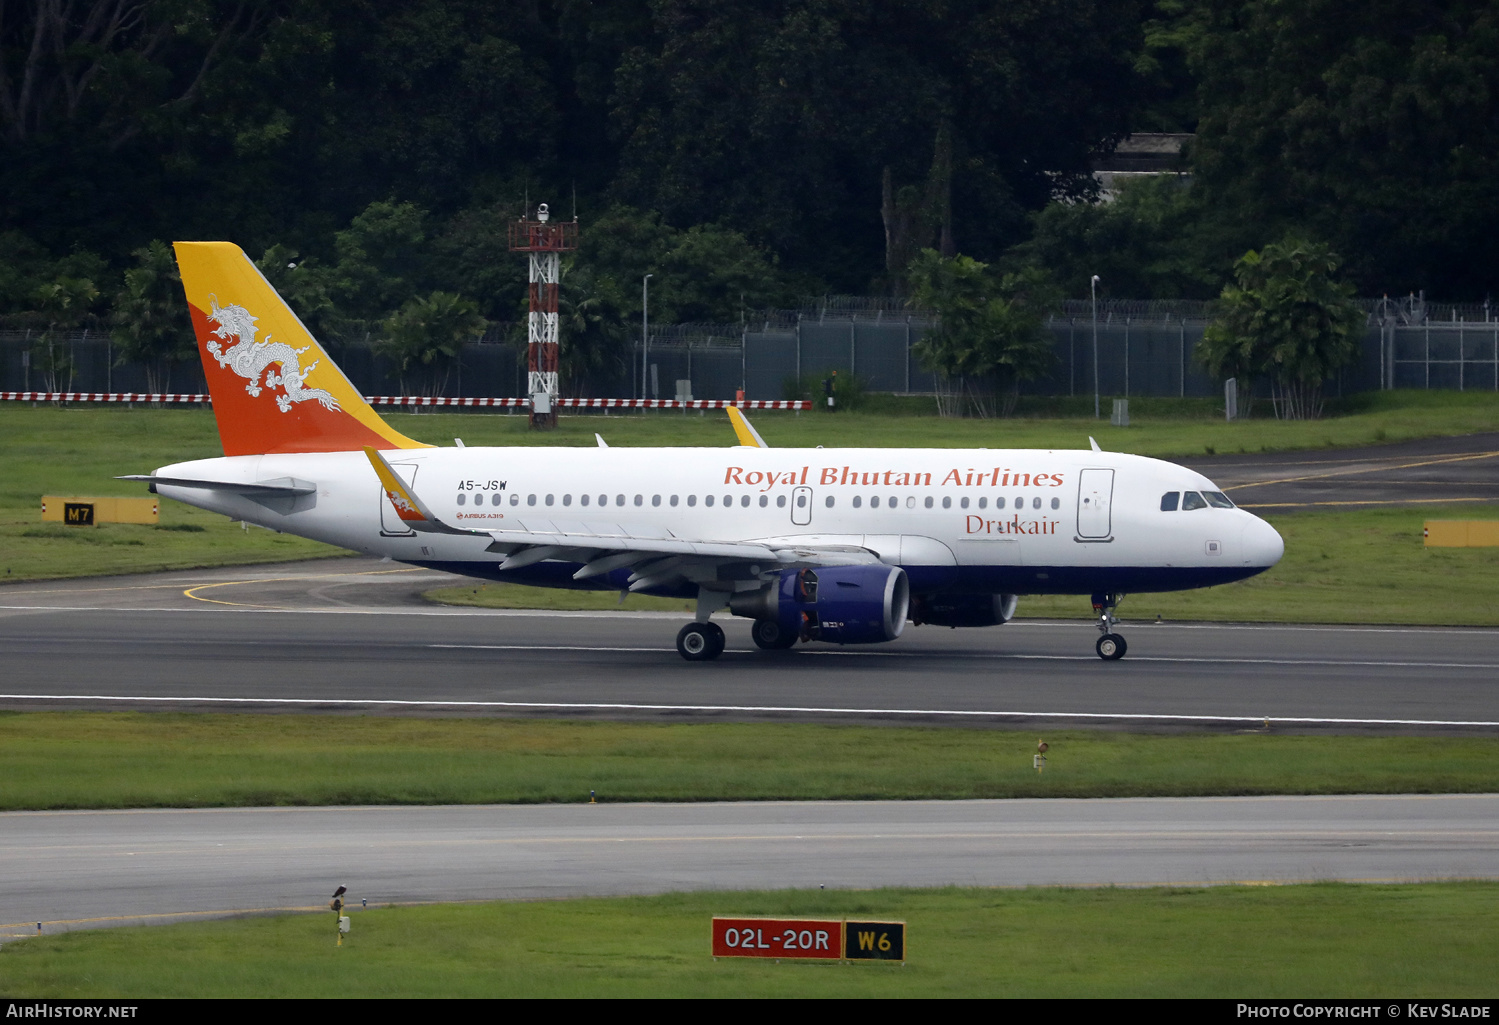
[1092,592,1127,660]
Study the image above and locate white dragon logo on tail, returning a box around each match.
[205,295,340,413]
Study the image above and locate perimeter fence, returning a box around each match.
[5,296,1497,403]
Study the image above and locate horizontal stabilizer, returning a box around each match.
[117,475,317,496]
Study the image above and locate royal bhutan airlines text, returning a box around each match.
[722,466,1067,491]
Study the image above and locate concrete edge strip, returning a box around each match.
[2,693,1496,728]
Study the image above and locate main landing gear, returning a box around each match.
[1092,591,1127,660]
[676,621,725,661]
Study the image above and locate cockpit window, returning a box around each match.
[1160,492,1180,512]
[1181,491,1207,511]
[1203,490,1235,509]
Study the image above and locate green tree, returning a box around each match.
[111,241,196,393]
[1007,176,1230,300]
[32,274,101,392]
[557,262,630,397]
[1191,0,1499,295]
[255,244,340,344]
[1199,237,1363,420]
[377,291,486,397]
[329,200,432,322]
[907,250,1056,418]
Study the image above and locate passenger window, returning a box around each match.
[1050,497,1060,510]
[1182,491,1207,511]
[1204,491,1235,509]
[777,495,787,508]
[905,496,915,509]
[759,495,768,507]
[824,495,835,507]
[996,497,1005,509]
[1032,497,1041,510]
[580,494,591,507]
[852,496,862,508]
[457,493,466,506]
[545,494,554,506]
[652,495,661,507]
[634,494,643,506]
[741,495,750,507]
[670,495,679,507]
[723,494,732,507]
[942,496,952,509]
[705,495,715,507]
[598,494,606,506]
[870,496,880,509]
[978,497,987,510]
[510,494,519,506]
[1160,492,1180,511]
[527,494,536,506]
[562,494,572,507]
[687,495,697,507]
[615,494,625,506]
[960,497,969,509]
[888,495,896,508]
[924,496,933,509]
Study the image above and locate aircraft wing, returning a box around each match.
[482,525,878,591]
[363,447,879,592]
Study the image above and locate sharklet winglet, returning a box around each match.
[727,406,769,448]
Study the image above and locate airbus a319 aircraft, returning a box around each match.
[124,242,1284,661]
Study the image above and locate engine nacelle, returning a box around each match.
[910,592,1019,628]
[730,565,909,644]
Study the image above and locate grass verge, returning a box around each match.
[5,713,1499,810]
[5,393,1497,582]
[4,884,1497,997]
[426,503,1499,626]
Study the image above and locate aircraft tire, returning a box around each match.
[1096,633,1127,660]
[751,619,797,650]
[677,622,723,661]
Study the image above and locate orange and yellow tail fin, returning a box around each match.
[173,241,429,456]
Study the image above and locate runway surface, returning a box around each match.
[2,558,1498,731]
[5,795,1496,937]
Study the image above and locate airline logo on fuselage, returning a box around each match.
[723,466,1067,492]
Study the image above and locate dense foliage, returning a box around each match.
[3,0,1495,370]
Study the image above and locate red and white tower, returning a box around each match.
[508,203,578,429]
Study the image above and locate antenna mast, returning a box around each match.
[508,203,579,429]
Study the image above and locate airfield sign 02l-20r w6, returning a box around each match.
[711,918,906,962]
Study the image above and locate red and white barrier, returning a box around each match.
[2,391,811,411]
[1,392,211,403]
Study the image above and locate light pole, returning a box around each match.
[642,273,653,402]
[1091,274,1101,419]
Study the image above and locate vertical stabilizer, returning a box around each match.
[173,241,428,456]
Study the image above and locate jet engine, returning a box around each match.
[910,592,1019,628]
[730,565,909,645]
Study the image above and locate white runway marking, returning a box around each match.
[427,642,1499,671]
[2,693,1496,728]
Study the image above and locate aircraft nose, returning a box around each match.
[1240,514,1284,568]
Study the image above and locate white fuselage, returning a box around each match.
[153,445,1283,599]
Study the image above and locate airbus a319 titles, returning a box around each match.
[124,242,1284,661]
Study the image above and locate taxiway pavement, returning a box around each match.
[5,795,1496,937]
